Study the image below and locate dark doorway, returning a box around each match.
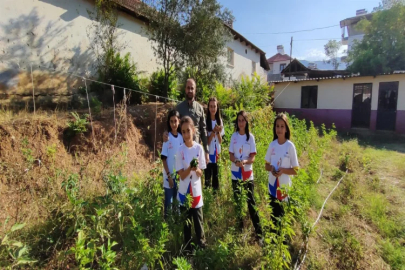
[352,83,372,128]
[376,82,398,131]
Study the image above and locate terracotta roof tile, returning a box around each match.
[267,53,291,64]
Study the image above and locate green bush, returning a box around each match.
[90,97,102,114]
[149,69,179,101]
[232,73,272,111]
[64,112,89,142]
[92,50,146,104]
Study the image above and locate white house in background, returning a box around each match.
[340,9,373,53]
[272,72,405,134]
[266,45,292,82]
[0,0,269,83]
[224,24,270,82]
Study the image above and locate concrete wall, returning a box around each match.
[273,74,405,134]
[0,0,159,75]
[0,0,268,108]
[224,39,267,82]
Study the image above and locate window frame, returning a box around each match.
[301,85,318,109]
[227,48,234,67]
[251,61,256,74]
[280,63,286,72]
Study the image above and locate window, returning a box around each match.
[301,86,318,108]
[227,48,234,66]
[280,64,286,72]
[252,61,256,74]
[245,49,247,54]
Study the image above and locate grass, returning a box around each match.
[1,106,404,269]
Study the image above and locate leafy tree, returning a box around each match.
[87,0,144,104]
[324,40,342,70]
[181,0,233,86]
[141,0,233,98]
[347,4,405,75]
[87,0,123,73]
[140,0,187,98]
[373,0,405,11]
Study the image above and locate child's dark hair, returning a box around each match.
[235,110,250,141]
[180,116,195,131]
[167,109,181,133]
[273,113,291,141]
[206,97,222,132]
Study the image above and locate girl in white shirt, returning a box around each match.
[161,110,183,218]
[229,111,262,241]
[176,116,207,251]
[205,97,225,191]
[265,113,299,231]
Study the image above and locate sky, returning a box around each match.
[217,0,381,61]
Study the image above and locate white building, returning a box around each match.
[340,9,373,53]
[224,24,269,82]
[0,0,269,86]
[266,45,292,82]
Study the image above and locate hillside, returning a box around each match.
[0,105,404,269]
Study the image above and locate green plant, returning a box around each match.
[232,73,272,111]
[149,68,179,100]
[21,137,35,165]
[380,239,405,270]
[90,97,102,114]
[173,257,192,270]
[67,112,89,136]
[0,221,37,268]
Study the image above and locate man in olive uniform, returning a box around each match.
[163,78,209,164]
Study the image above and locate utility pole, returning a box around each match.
[289,36,293,80]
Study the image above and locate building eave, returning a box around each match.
[270,71,405,84]
[225,25,270,71]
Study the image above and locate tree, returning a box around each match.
[324,40,342,70]
[373,0,405,11]
[87,0,145,104]
[347,4,405,75]
[87,0,122,73]
[181,0,233,87]
[141,0,233,98]
[140,0,187,98]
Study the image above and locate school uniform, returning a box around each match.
[264,139,299,228]
[161,132,183,217]
[175,142,206,249]
[205,119,225,190]
[229,132,262,237]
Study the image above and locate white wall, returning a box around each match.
[273,74,405,110]
[270,60,291,75]
[223,39,267,81]
[0,0,160,76]
[0,0,267,90]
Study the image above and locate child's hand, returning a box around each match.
[274,168,284,177]
[168,176,174,188]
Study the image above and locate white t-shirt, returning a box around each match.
[207,119,225,164]
[161,132,183,189]
[175,142,206,208]
[265,139,299,201]
[229,132,257,181]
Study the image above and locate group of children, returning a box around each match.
[161,97,299,251]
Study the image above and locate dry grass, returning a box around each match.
[303,138,405,270]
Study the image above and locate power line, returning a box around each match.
[242,24,339,35]
[257,38,342,47]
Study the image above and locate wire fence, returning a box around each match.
[0,60,180,161]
